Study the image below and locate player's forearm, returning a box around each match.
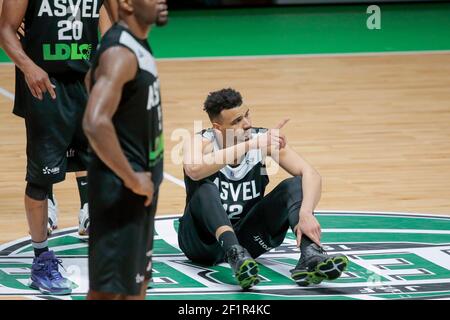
[0,27,35,72]
[83,119,138,188]
[103,0,118,22]
[98,5,113,36]
[185,139,257,181]
[299,169,322,215]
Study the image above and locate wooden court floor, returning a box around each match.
[0,52,449,245]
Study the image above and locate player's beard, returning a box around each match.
[156,12,168,26]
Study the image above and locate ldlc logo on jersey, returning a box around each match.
[43,43,92,61]
[0,212,449,300]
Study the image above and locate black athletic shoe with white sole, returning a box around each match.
[225,245,260,290]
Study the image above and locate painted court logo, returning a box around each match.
[0,211,449,300]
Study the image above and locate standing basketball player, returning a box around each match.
[83,0,165,300]
[0,2,118,237]
[180,88,349,289]
[0,0,117,295]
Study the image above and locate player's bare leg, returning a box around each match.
[25,185,72,295]
[25,195,48,243]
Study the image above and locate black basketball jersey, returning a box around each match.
[90,23,164,188]
[21,0,103,75]
[184,128,270,223]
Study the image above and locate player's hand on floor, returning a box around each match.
[23,63,56,100]
[128,172,154,206]
[296,211,322,247]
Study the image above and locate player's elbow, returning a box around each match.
[184,165,202,181]
[0,23,13,49]
[82,116,95,139]
[301,166,321,183]
[83,114,107,141]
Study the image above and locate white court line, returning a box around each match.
[322,228,450,235]
[346,294,386,300]
[0,87,14,100]
[0,86,14,100]
[163,172,185,188]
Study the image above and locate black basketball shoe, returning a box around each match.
[291,241,349,287]
[225,244,260,290]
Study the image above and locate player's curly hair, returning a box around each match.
[203,88,243,120]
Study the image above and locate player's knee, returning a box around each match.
[25,182,49,201]
[279,176,302,195]
[196,182,220,200]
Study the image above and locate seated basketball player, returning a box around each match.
[179,88,349,289]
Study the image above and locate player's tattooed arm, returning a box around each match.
[0,0,56,100]
[83,46,154,207]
